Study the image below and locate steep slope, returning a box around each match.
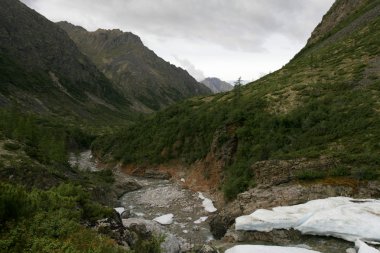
[58,22,212,112]
[0,0,132,123]
[201,77,233,93]
[94,0,380,199]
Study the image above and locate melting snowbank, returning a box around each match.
[225,245,321,253]
[225,241,380,253]
[154,214,174,225]
[198,192,217,213]
[235,197,380,243]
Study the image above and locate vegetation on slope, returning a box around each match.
[94,0,380,199]
[0,108,166,252]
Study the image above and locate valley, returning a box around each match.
[0,0,380,252]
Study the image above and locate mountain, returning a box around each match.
[94,0,380,199]
[58,22,212,112]
[201,77,233,93]
[0,0,134,123]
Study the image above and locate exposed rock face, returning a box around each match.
[252,157,337,187]
[201,77,233,93]
[0,0,128,120]
[307,0,368,45]
[58,21,212,112]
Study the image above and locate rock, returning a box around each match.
[122,218,181,253]
[209,210,240,239]
[144,169,171,179]
[95,210,130,246]
[121,209,131,219]
[198,244,219,253]
[114,179,142,198]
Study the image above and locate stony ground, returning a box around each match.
[119,176,215,246]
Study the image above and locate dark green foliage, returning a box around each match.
[3,142,20,151]
[222,161,254,200]
[0,183,124,253]
[133,235,164,253]
[0,183,34,223]
[352,167,379,180]
[296,170,327,181]
[0,108,94,165]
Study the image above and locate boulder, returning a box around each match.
[123,218,181,253]
[198,244,219,253]
[114,179,142,198]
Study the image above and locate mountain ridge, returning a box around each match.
[0,0,132,123]
[58,21,212,112]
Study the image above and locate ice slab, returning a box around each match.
[225,245,321,253]
[236,197,380,243]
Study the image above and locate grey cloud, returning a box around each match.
[21,0,334,52]
[174,56,205,81]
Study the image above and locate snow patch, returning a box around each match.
[225,245,321,253]
[153,213,174,225]
[194,216,208,224]
[114,207,125,215]
[198,192,217,213]
[356,240,380,253]
[180,178,186,182]
[236,197,380,243]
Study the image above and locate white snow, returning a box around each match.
[225,245,321,253]
[194,216,208,224]
[133,212,145,217]
[235,197,380,243]
[180,178,186,182]
[114,207,125,215]
[198,192,217,213]
[356,240,380,253]
[153,213,174,225]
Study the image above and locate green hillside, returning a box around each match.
[94,0,380,199]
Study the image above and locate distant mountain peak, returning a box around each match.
[201,77,233,93]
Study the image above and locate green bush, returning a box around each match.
[352,167,379,180]
[0,183,125,252]
[3,142,21,151]
[296,170,326,181]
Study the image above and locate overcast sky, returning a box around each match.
[21,0,334,82]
